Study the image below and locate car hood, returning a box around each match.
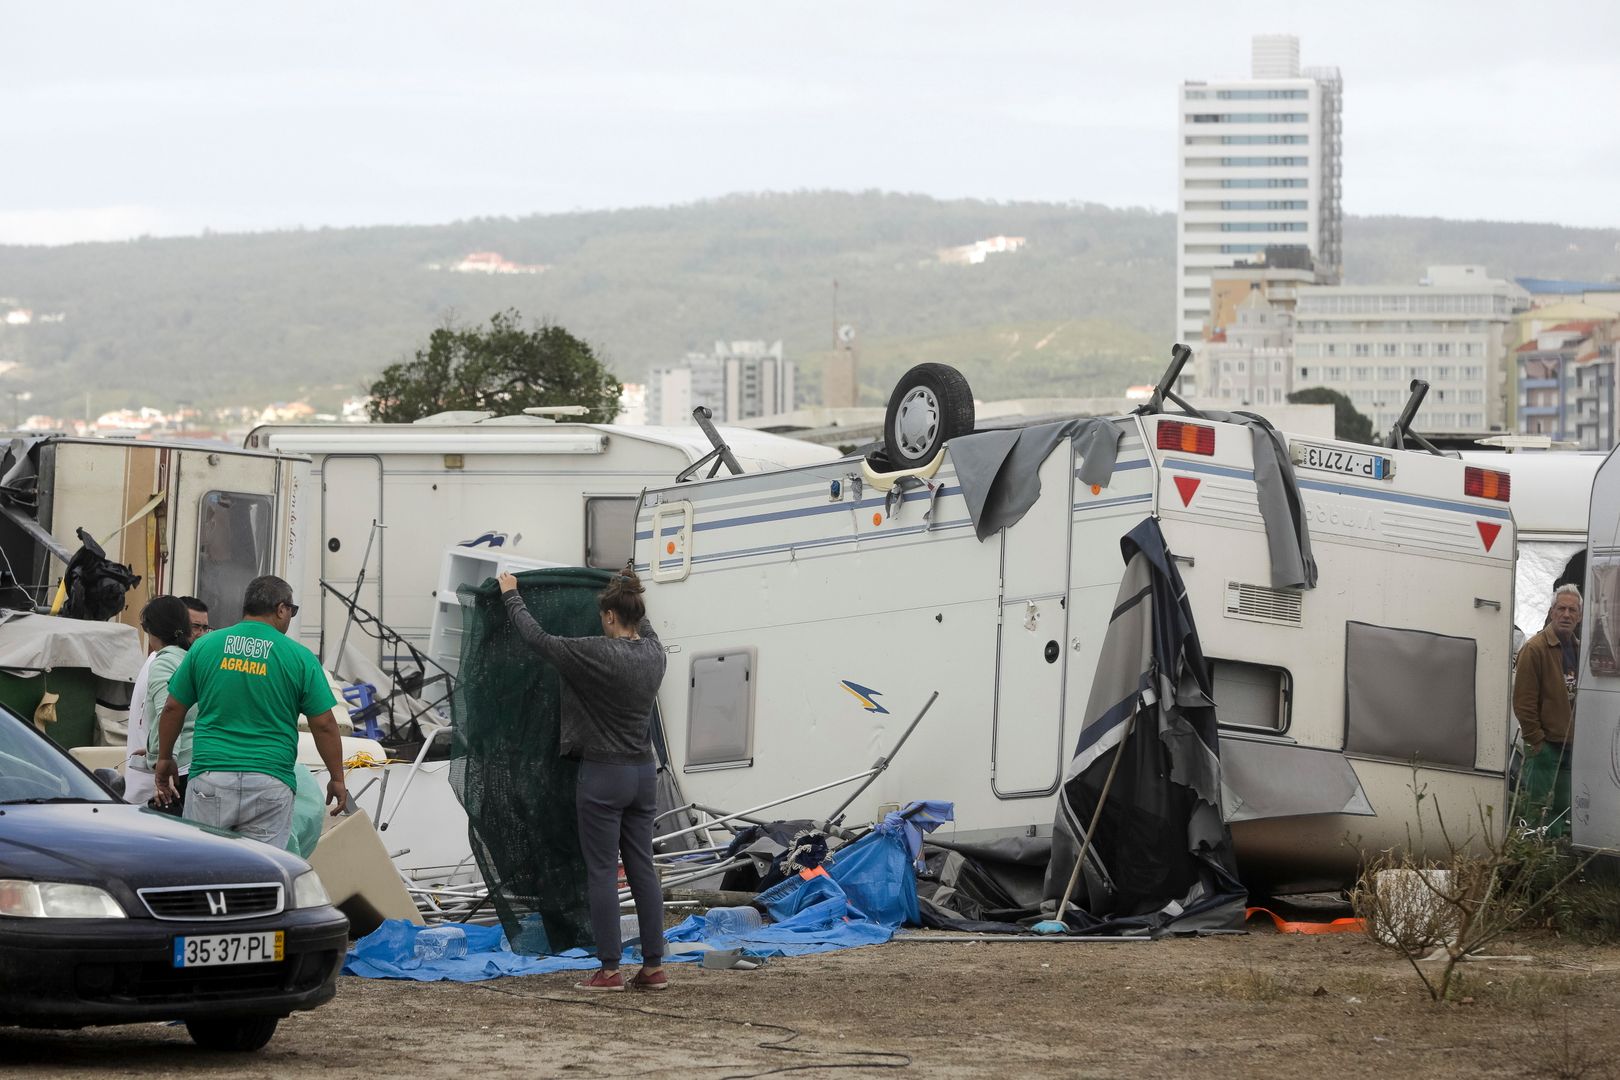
[0,803,306,890]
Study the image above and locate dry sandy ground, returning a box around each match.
[6,929,1619,1079]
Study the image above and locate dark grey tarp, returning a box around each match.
[1219,738,1374,822]
[948,419,1122,541]
[1043,516,1246,935]
[1202,411,1317,590]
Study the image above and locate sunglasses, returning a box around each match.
[280,601,300,618]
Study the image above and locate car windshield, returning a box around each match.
[0,708,115,803]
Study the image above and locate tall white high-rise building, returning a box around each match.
[1177,35,1342,396]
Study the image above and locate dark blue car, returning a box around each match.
[0,704,347,1051]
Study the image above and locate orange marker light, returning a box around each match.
[1463,466,1511,502]
[666,541,676,555]
[1090,484,1102,495]
[872,512,883,526]
[1155,420,1216,456]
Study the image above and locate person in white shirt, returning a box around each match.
[123,596,194,807]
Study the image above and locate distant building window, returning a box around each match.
[1381,343,1398,357]
[1408,343,1427,358]
[1435,343,1452,357]
[1221,222,1307,232]
[1221,135,1308,145]
[1217,89,1309,100]
[1219,156,1308,167]
[1353,344,1370,358]
[1187,112,1308,123]
[1221,178,1308,188]
[1220,200,1309,210]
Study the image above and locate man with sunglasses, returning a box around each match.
[154,575,347,848]
[181,595,210,638]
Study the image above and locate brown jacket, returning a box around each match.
[1513,626,1574,751]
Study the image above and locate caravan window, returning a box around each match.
[195,490,274,627]
[1343,621,1476,770]
[1210,659,1291,733]
[584,497,637,570]
[1591,557,1620,676]
[686,649,754,770]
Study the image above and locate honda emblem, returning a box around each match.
[206,891,228,916]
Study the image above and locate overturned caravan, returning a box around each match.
[634,361,1520,891]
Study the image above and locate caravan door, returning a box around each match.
[172,451,282,628]
[320,455,384,668]
[1575,447,1620,852]
[991,443,1074,797]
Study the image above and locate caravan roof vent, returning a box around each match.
[1223,580,1303,627]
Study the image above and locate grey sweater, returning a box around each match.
[502,590,667,765]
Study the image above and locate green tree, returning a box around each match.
[1288,386,1375,444]
[367,310,621,423]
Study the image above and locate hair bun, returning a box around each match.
[613,562,645,594]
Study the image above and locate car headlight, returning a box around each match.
[291,870,330,909]
[0,879,126,919]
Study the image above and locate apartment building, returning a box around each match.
[646,340,796,426]
[1292,266,1529,433]
[1176,34,1343,396]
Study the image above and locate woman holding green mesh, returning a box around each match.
[497,563,669,992]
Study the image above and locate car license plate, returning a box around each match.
[172,930,284,968]
[1291,442,1394,480]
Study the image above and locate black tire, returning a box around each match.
[185,1015,280,1052]
[883,363,975,468]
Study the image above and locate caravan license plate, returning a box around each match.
[173,931,283,968]
[1291,443,1393,481]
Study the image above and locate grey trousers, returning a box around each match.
[184,771,295,851]
[576,760,664,966]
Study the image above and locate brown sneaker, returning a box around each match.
[629,967,668,992]
[575,968,625,992]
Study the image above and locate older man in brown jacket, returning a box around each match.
[1512,585,1581,836]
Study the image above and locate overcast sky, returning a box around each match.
[4,1,1616,246]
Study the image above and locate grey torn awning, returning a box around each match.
[1218,737,1374,822]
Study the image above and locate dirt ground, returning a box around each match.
[6,929,1619,1079]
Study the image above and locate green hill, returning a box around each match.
[0,192,1614,417]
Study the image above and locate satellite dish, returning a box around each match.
[838,324,856,345]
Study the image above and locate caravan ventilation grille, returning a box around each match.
[1223,581,1304,626]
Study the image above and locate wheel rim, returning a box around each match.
[895,387,940,458]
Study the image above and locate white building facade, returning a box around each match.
[1177,34,1342,395]
[1292,266,1529,433]
[647,340,795,426]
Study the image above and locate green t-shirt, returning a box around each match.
[166,620,338,792]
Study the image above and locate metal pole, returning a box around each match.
[824,691,939,828]
[379,724,451,831]
[653,769,880,848]
[1048,710,1137,929]
[334,519,384,672]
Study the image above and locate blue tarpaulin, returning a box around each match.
[346,802,954,982]
[343,920,600,983]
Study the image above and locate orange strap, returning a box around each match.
[1245,906,1365,934]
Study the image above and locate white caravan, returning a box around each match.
[635,366,1521,890]
[0,436,310,632]
[243,417,837,669]
[1458,449,1601,640]
[1573,449,1620,854]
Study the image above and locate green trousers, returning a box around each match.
[1519,741,1573,838]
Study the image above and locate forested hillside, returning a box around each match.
[0,192,1614,418]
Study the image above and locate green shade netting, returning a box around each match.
[449,567,612,955]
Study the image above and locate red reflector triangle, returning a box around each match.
[1173,476,1201,506]
[1477,521,1501,551]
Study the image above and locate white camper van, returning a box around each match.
[243,417,837,669]
[635,360,1521,890]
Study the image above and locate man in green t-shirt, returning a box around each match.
[154,575,348,849]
